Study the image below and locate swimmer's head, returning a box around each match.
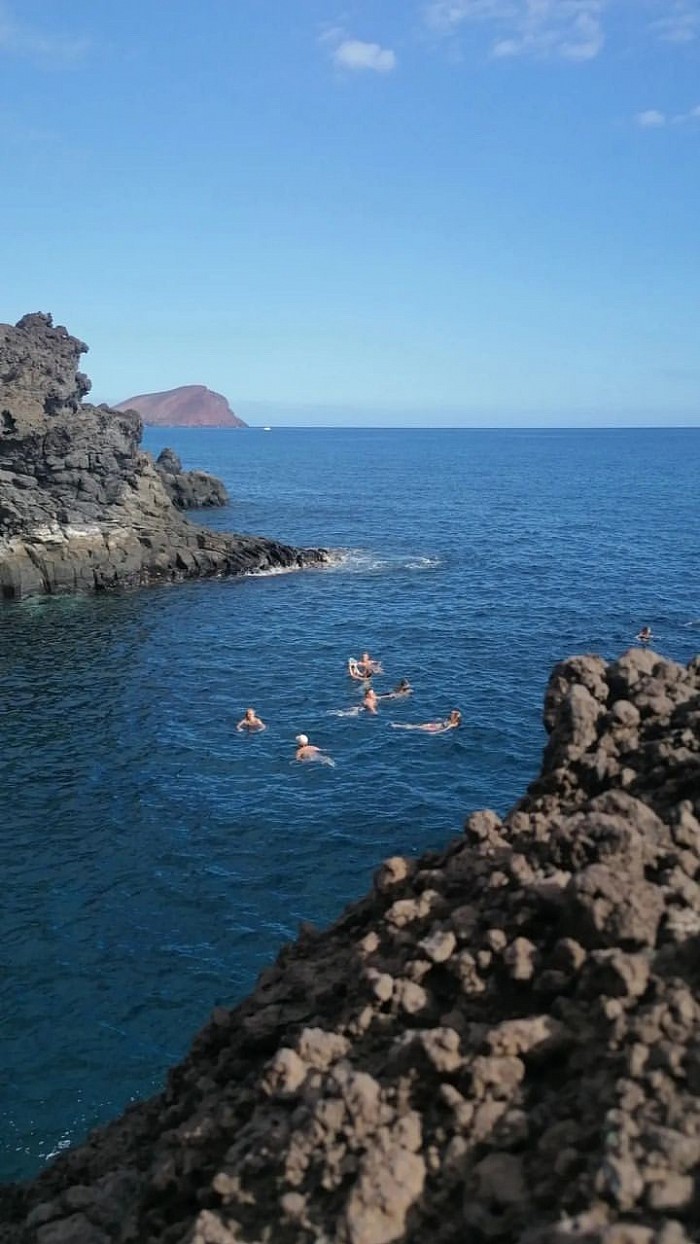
[450,710,462,725]
[296,734,309,746]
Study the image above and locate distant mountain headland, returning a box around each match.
[0,313,323,599]
[115,385,247,428]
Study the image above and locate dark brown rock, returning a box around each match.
[0,314,325,599]
[154,448,229,509]
[1,650,700,1242]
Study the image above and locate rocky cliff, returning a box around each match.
[0,314,322,599]
[1,646,698,1244]
[115,386,247,428]
[155,448,229,510]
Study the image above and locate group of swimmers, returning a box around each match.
[239,629,654,763]
[236,649,461,766]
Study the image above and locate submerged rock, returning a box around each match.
[1,649,699,1242]
[0,313,324,599]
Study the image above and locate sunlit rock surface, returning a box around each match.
[1,647,698,1242]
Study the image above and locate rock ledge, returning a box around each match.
[1,647,699,1243]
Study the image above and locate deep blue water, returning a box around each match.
[1,427,699,1182]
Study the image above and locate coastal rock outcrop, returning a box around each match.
[155,448,229,509]
[0,314,322,599]
[115,385,247,428]
[1,647,699,1243]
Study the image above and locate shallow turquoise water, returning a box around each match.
[1,427,698,1180]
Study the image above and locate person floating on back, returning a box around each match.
[636,626,653,645]
[391,709,461,734]
[295,733,335,766]
[377,678,413,700]
[236,707,266,732]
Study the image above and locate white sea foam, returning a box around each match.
[244,563,307,578]
[325,548,442,576]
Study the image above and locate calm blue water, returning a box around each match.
[1,427,698,1182]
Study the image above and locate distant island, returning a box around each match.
[115,384,247,428]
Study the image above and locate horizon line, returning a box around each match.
[140,422,700,431]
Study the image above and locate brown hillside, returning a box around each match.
[115,384,247,427]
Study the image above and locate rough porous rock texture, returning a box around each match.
[1,646,699,1244]
[0,314,323,599]
[115,385,247,428]
[155,449,229,510]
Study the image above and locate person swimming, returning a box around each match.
[363,687,379,714]
[391,709,461,734]
[236,707,266,732]
[295,733,335,765]
[377,679,413,700]
[328,686,379,718]
[348,652,383,680]
[636,626,653,644]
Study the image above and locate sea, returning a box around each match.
[1,426,699,1182]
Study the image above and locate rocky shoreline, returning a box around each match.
[0,314,325,600]
[1,645,698,1243]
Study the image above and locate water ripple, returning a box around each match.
[1,426,699,1180]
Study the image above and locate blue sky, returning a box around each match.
[1,0,699,426]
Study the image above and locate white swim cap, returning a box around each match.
[296,734,309,746]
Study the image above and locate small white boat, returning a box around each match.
[263,426,271,432]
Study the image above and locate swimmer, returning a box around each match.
[377,679,413,700]
[328,687,379,718]
[636,626,653,644]
[236,707,266,732]
[348,652,383,679]
[295,733,335,766]
[363,687,379,714]
[359,650,383,676]
[391,709,461,734]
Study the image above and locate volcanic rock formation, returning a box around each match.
[155,448,229,510]
[0,314,322,599]
[1,646,699,1243]
[115,385,247,428]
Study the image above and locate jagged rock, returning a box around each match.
[154,448,229,509]
[1,650,700,1243]
[0,314,325,599]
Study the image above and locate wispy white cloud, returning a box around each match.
[423,0,700,61]
[635,109,667,127]
[0,2,89,64]
[424,0,606,61]
[650,1,700,45]
[635,103,700,128]
[333,38,397,72]
[320,26,397,74]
